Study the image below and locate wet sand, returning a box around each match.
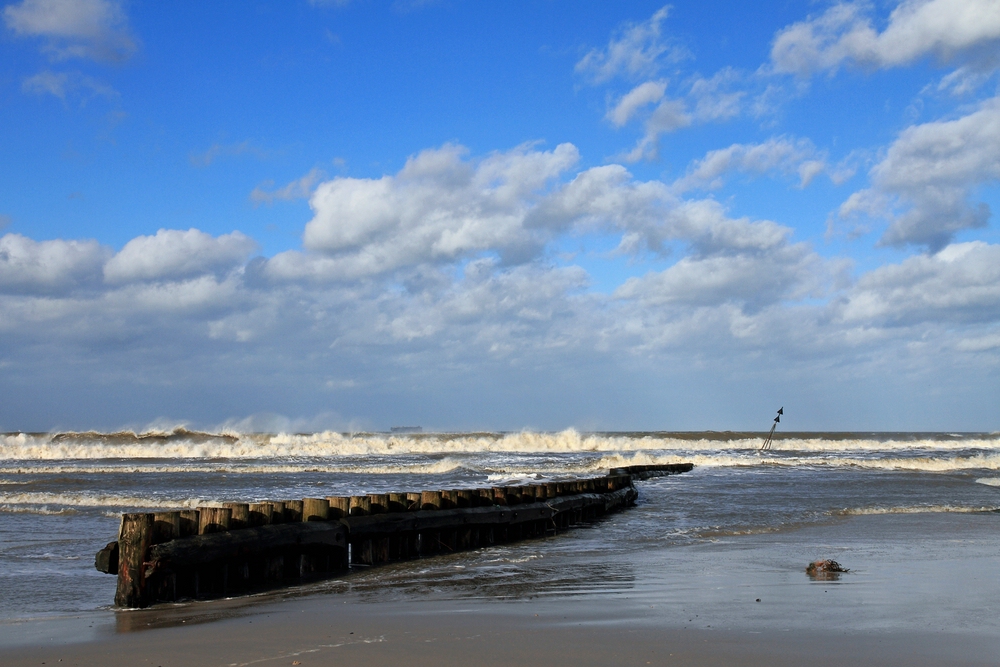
[2,512,999,666]
[1,595,998,667]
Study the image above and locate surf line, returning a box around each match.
[96,463,693,608]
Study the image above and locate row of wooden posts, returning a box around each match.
[98,463,693,608]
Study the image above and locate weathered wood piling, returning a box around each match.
[95,463,692,608]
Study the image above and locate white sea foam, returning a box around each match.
[2,429,997,461]
[587,451,1000,472]
[0,458,469,476]
[833,505,999,515]
[0,504,79,516]
[976,477,1000,487]
[0,492,204,510]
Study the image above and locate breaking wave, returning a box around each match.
[2,428,998,461]
[0,492,204,510]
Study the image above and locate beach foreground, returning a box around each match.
[2,511,998,666]
[2,598,999,667]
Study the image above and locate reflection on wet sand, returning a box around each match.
[112,534,638,633]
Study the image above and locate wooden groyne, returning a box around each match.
[95,463,693,608]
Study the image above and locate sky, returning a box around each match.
[1,0,999,433]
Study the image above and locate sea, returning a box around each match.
[2,428,1000,636]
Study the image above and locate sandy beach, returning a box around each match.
[3,511,998,666]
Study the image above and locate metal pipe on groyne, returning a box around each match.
[95,463,693,608]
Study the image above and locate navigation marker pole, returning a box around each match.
[760,407,783,451]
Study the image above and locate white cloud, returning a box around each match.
[3,0,136,62]
[294,143,580,279]
[2,140,999,430]
[838,241,1000,324]
[688,68,745,123]
[673,137,830,192]
[838,95,1000,249]
[607,80,667,127]
[575,6,681,84]
[21,69,117,101]
[251,168,326,205]
[103,229,258,284]
[613,70,752,162]
[0,233,108,294]
[771,0,1000,76]
[615,242,826,309]
[531,163,793,258]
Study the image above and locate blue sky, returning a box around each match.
[1,0,999,432]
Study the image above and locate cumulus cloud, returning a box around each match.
[2,139,999,429]
[103,229,258,284]
[530,163,793,258]
[0,233,109,294]
[673,137,830,192]
[838,95,1000,250]
[3,0,136,62]
[838,241,1000,325]
[285,143,580,279]
[771,0,1000,76]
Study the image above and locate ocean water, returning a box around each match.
[1,429,999,625]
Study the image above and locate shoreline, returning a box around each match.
[3,511,999,665]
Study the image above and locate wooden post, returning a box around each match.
[368,494,388,514]
[441,490,457,509]
[302,498,330,521]
[266,501,286,524]
[224,503,250,529]
[152,511,180,544]
[179,509,200,536]
[349,496,371,516]
[284,500,304,522]
[388,493,407,512]
[114,513,154,608]
[248,502,272,526]
[457,489,473,508]
[198,507,232,534]
[492,487,507,506]
[478,488,494,506]
[420,491,441,510]
[326,496,350,519]
[406,492,422,510]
